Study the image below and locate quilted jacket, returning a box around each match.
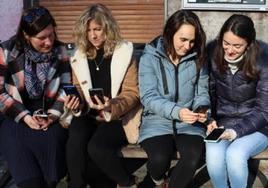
[138,37,210,142]
[208,40,268,138]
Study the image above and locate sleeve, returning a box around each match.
[0,47,29,122]
[48,50,72,117]
[139,54,182,121]
[209,65,218,119]
[192,62,210,110]
[109,57,140,120]
[71,71,89,115]
[232,61,268,138]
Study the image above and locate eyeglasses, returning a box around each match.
[23,7,46,24]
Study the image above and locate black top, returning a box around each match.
[88,48,112,99]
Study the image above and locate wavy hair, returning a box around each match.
[214,14,258,79]
[74,3,122,59]
[163,10,206,68]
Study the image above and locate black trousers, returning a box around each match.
[66,115,144,187]
[141,134,205,188]
[66,115,116,188]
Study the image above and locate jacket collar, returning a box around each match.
[70,41,133,100]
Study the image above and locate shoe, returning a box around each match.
[155,179,169,188]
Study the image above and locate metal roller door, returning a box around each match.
[34,0,166,43]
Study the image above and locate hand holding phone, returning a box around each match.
[88,88,105,104]
[63,85,81,101]
[33,109,48,119]
[204,128,225,143]
[194,105,209,114]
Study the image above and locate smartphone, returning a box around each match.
[33,109,48,119]
[194,105,209,114]
[88,88,105,104]
[34,114,48,118]
[63,85,81,100]
[204,128,225,143]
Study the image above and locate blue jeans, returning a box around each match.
[206,132,268,188]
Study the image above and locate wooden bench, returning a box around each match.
[120,144,268,159]
[119,144,268,187]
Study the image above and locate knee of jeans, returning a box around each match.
[226,147,248,165]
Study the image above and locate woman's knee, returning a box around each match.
[147,152,171,178]
[87,139,110,161]
[206,143,226,168]
[226,147,248,167]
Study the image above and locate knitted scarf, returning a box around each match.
[24,46,55,99]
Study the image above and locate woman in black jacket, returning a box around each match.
[206,14,268,188]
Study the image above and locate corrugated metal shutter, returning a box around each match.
[34,0,165,43]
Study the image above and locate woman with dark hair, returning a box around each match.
[63,3,142,188]
[0,6,71,188]
[206,14,268,188]
[138,10,210,188]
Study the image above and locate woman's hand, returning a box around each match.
[23,114,42,130]
[220,129,237,141]
[32,114,54,130]
[197,111,208,123]
[206,120,218,135]
[88,96,110,121]
[64,95,80,112]
[179,108,198,124]
[88,95,107,111]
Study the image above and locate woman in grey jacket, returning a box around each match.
[138,10,210,188]
[206,14,268,188]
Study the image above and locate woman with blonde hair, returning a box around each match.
[64,3,141,188]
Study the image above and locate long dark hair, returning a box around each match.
[214,14,258,79]
[15,6,57,50]
[163,10,206,68]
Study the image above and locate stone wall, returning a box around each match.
[167,0,268,42]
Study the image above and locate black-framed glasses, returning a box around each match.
[23,7,46,24]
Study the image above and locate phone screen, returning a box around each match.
[63,85,81,100]
[194,105,209,113]
[88,88,105,104]
[204,128,225,142]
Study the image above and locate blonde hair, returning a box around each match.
[73,3,122,59]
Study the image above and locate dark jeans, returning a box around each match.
[141,134,205,188]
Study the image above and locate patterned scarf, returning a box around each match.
[24,46,55,99]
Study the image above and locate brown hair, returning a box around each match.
[163,10,206,68]
[15,6,57,49]
[214,14,258,79]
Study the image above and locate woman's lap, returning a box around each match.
[0,118,67,183]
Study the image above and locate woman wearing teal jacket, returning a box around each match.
[138,10,210,188]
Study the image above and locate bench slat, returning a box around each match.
[120,144,268,160]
